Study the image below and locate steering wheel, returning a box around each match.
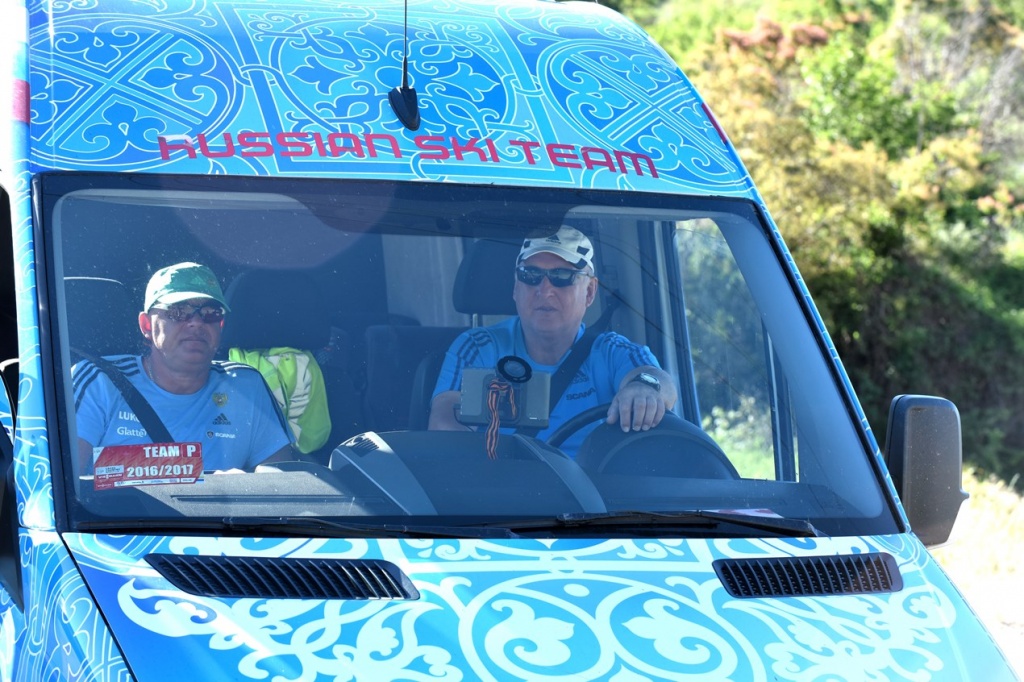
[546,404,613,448]
[548,403,740,479]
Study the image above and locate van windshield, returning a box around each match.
[42,173,897,537]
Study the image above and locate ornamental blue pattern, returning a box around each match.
[26,0,753,195]
[13,530,130,679]
[60,534,999,681]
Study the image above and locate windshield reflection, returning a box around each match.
[41,174,895,537]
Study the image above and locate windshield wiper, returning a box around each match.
[75,511,819,539]
[220,517,524,539]
[483,510,822,538]
[75,516,522,539]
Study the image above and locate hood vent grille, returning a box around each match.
[713,552,902,598]
[145,554,419,601]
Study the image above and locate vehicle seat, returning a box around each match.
[363,325,467,431]
[452,238,520,318]
[422,238,521,420]
[328,311,419,397]
[64,276,140,361]
[221,270,362,460]
[361,238,522,432]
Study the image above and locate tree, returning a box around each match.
[665,5,1024,482]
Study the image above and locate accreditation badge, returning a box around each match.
[93,442,203,490]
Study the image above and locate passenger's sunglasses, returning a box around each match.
[150,302,226,324]
[515,265,591,288]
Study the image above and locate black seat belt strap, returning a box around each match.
[516,295,621,437]
[75,350,174,443]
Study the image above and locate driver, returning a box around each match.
[72,262,295,472]
[429,226,677,456]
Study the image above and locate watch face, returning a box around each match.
[634,372,660,390]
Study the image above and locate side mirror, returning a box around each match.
[883,395,968,547]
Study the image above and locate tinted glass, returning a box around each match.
[40,173,895,537]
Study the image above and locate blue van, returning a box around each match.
[0,0,1016,679]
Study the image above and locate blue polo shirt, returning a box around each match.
[433,317,658,456]
[72,355,293,471]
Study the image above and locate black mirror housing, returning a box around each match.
[883,395,969,547]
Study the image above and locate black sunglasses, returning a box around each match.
[515,265,591,288]
[151,302,226,324]
[512,262,593,286]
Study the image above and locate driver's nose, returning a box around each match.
[535,275,558,295]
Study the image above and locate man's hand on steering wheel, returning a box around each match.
[606,367,676,432]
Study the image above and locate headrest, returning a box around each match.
[64,276,139,357]
[452,239,519,316]
[221,270,329,351]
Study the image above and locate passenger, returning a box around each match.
[429,226,677,455]
[72,262,294,472]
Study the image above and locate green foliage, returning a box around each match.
[590,0,661,23]
[620,0,1024,485]
[800,31,958,158]
[702,397,776,479]
[647,0,891,63]
[993,0,1024,26]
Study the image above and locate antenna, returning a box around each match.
[388,0,421,130]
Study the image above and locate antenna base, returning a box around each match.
[389,86,421,131]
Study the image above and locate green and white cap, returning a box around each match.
[144,262,230,312]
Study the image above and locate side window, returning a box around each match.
[676,219,796,479]
[0,188,17,605]
[0,189,18,418]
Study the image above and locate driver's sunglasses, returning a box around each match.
[150,302,226,324]
[515,265,591,288]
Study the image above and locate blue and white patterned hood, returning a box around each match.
[25,0,755,196]
[65,534,1012,681]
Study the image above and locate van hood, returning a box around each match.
[65,533,1012,681]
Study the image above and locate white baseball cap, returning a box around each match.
[517,226,595,274]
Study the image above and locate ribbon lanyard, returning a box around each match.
[485,377,518,459]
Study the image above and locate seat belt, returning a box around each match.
[74,350,174,443]
[516,295,621,437]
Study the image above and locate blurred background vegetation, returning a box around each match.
[603,0,1024,489]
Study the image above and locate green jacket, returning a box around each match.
[229,347,331,454]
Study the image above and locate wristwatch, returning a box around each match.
[630,372,661,392]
